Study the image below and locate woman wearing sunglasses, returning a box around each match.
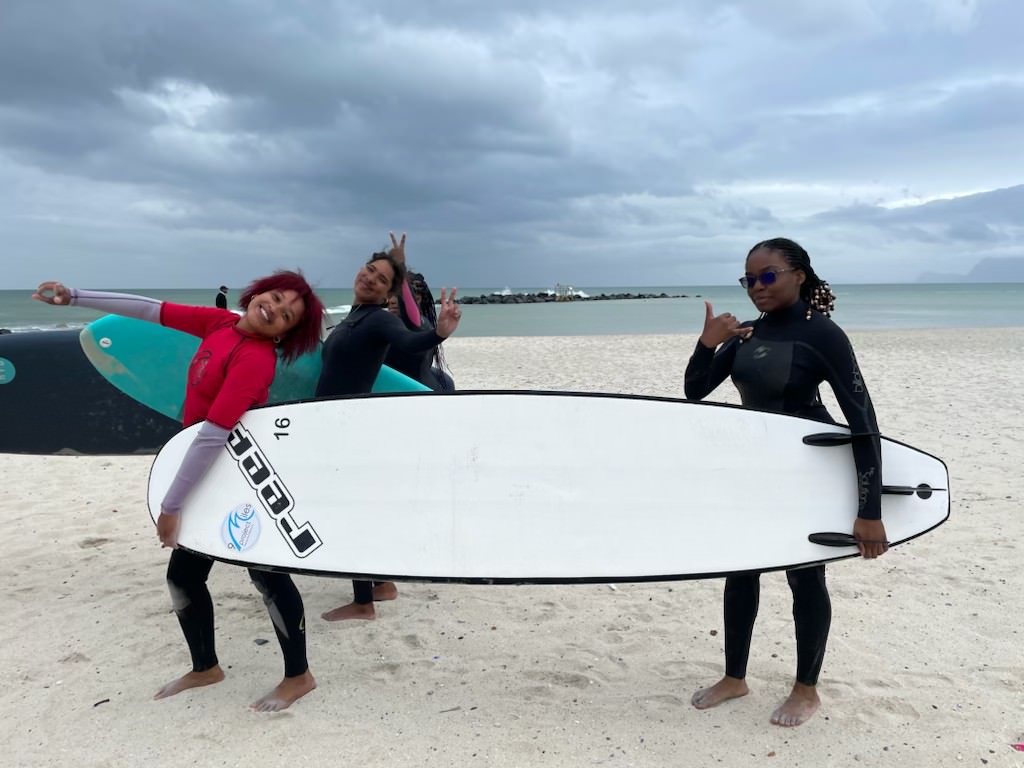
[683,237,886,727]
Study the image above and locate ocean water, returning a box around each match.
[1,283,1022,336]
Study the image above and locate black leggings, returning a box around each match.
[166,549,309,678]
[352,579,385,605]
[723,565,831,686]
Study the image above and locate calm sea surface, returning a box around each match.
[1,284,1022,336]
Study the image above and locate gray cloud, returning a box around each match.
[0,0,1021,288]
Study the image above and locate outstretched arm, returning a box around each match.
[33,282,162,323]
[375,287,461,356]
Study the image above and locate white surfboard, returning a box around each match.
[147,391,949,583]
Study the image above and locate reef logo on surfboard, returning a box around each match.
[221,503,261,552]
[225,424,323,558]
[0,357,14,385]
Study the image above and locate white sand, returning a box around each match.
[1,328,1022,767]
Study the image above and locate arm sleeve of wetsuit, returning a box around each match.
[160,421,231,515]
[816,327,883,520]
[375,311,444,353]
[400,281,422,327]
[683,337,740,401]
[69,288,162,323]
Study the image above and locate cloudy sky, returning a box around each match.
[1,0,1021,289]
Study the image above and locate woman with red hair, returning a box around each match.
[34,271,324,712]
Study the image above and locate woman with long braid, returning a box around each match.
[683,237,887,727]
[386,269,456,391]
[381,231,455,391]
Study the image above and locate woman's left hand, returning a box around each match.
[853,518,888,559]
[435,287,462,338]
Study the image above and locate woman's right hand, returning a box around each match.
[32,281,72,306]
[156,512,180,549]
[435,287,462,338]
[699,301,750,348]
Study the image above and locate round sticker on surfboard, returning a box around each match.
[222,503,261,552]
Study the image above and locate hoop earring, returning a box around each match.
[273,335,282,344]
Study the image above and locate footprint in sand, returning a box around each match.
[78,537,112,549]
[523,670,593,689]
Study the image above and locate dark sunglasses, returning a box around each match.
[739,268,797,289]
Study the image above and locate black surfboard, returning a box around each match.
[0,329,180,455]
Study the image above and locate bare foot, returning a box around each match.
[770,682,820,727]
[250,670,317,712]
[153,666,225,700]
[321,601,376,621]
[691,676,750,709]
[372,582,398,601]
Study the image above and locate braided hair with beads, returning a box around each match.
[406,270,452,382]
[747,237,836,320]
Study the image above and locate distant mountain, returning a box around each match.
[920,257,1024,283]
[966,257,1024,282]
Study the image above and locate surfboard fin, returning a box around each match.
[802,431,880,447]
[808,532,858,547]
[882,484,938,499]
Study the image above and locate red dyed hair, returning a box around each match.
[238,270,325,363]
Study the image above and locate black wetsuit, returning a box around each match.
[316,304,444,604]
[384,310,444,390]
[168,551,308,677]
[684,300,881,685]
[317,304,443,398]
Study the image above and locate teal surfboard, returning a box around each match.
[79,315,428,422]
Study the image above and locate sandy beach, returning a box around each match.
[1,328,1022,767]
